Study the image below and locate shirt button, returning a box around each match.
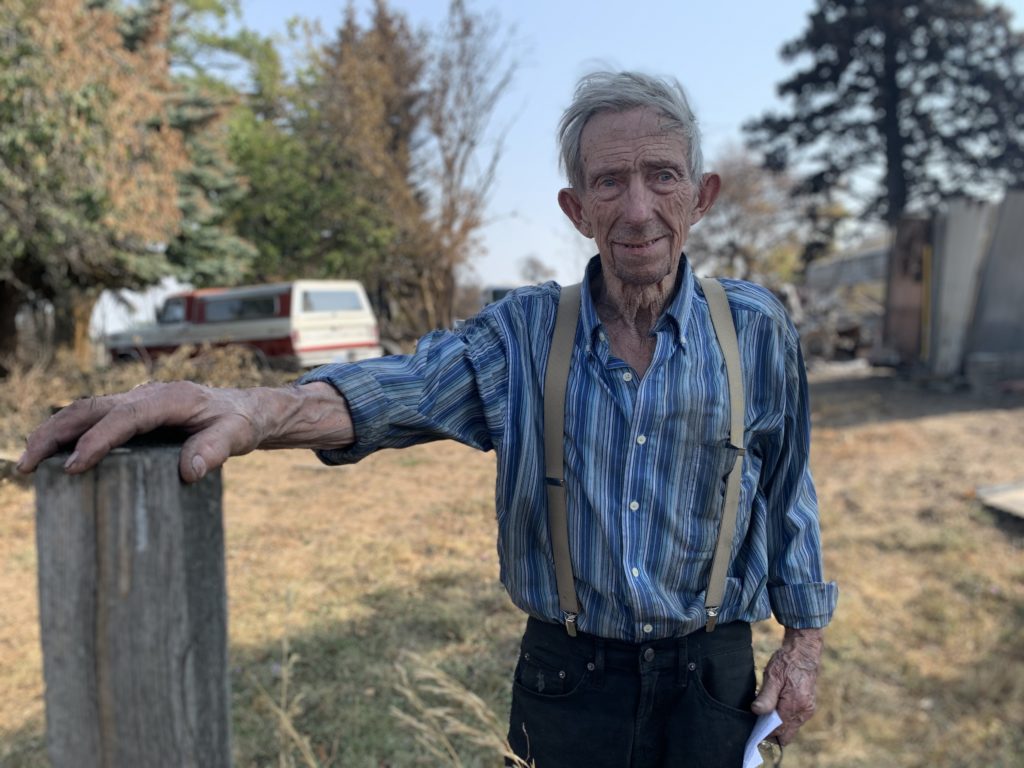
[623,371,633,382]
[599,332,607,342]
[631,567,640,578]
[628,500,639,511]
[636,435,647,445]
[643,624,653,634]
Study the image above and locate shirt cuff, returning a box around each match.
[297,364,387,464]
[768,581,839,629]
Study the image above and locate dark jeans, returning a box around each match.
[507,617,757,768]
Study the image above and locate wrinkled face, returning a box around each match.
[559,107,717,289]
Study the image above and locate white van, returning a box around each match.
[105,280,384,369]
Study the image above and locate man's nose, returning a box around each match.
[622,177,656,225]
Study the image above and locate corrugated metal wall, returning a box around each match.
[928,200,998,377]
[968,191,1024,356]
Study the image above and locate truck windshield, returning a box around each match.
[302,290,363,312]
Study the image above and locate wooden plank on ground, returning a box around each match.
[978,481,1024,520]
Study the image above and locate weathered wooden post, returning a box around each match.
[35,444,231,768]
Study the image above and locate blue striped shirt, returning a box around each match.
[301,256,837,642]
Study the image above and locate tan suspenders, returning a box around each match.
[698,278,747,632]
[542,277,745,637]
[543,283,584,636]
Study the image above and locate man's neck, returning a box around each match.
[593,270,676,338]
[592,269,679,378]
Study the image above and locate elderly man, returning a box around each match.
[18,71,836,767]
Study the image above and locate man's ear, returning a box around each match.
[690,173,721,225]
[558,188,592,238]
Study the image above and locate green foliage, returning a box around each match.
[0,0,514,362]
[283,0,516,337]
[225,106,394,282]
[216,3,402,287]
[305,0,435,335]
[163,91,258,287]
[122,0,259,288]
[0,0,184,345]
[746,0,1024,225]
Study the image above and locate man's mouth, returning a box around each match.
[616,236,664,250]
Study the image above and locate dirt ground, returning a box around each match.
[1,364,1022,767]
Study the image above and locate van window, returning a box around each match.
[302,290,364,312]
[158,298,185,324]
[203,295,278,323]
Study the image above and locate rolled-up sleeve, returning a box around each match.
[297,317,509,465]
[764,330,839,629]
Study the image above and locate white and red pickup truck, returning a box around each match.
[104,280,384,369]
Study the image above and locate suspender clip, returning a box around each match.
[563,612,578,637]
[705,606,720,633]
[545,476,565,487]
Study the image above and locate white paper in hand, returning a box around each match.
[742,709,783,768]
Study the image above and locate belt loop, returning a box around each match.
[676,635,690,689]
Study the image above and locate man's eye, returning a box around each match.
[598,177,617,188]
[656,171,677,183]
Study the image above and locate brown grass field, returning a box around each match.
[1,355,1022,767]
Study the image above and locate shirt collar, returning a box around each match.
[578,254,695,352]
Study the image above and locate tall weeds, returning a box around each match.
[393,652,533,767]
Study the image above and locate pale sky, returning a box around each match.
[237,0,1024,288]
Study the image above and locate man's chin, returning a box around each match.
[606,254,676,288]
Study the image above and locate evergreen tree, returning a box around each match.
[746,0,1024,226]
[221,2,402,313]
[310,0,434,337]
[304,0,515,336]
[122,0,258,287]
[0,0,185,368]
[226,103,395,284]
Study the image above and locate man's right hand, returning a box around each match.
[15,380,354,483]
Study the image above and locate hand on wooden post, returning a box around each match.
[15,380,354,482]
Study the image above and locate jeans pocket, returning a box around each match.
[512,643,591,699]
[693,646,758,719]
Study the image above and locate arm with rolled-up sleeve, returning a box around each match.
[297,316,510,466]
[749,323,838,744]
[763,328,838,629]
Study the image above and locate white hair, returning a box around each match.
[557,71,705,190]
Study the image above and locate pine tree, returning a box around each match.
[307,0,515,336]
[311,0,433,337]
[0,0,185,368]
[122,0,258,287]
[746,0,1024,226]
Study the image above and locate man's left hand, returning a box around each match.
[750,626,824,745]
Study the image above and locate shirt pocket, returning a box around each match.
[694,438,741,516]
[665,438,741,563]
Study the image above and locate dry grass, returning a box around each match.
[1,362,1023,767]
[393,654,533,768]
